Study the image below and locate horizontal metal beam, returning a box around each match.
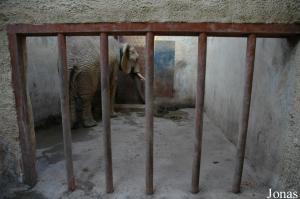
[6,22,300,37]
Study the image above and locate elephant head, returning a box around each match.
[120,43,145,81]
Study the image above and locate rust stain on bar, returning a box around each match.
[6,23,300,37]
[232,34,256,193]
[7,34,37,187]
[191,33,207,194]
[57,33,76,191]
[100,33,114,193]
[145,32,154,195]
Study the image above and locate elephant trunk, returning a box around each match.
[135,72,145,81]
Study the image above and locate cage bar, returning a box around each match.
[100,33,114,193]
[7,34,37,187]
[57,34,76,191]
[232,34,256,193]
[145,32,154,195]
[191,33,207,193]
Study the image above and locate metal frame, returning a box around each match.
[7,22,300,194]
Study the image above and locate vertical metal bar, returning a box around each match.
[145,32,154,195]
[232,34,256,193]
[191,33,207,194]
[7,34,37,187]
[57,34,76,191]
[100,33,114,193]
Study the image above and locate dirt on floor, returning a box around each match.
[2,109,267,199]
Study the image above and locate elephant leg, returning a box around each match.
[110,69,118,117]
[77,70,98,128]
[92,86,102,120]
[81,95,97,127]
[69,70,79,128]
[70,94,77,128]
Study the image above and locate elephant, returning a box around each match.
[67,36,144,128]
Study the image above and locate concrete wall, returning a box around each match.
[0,0,299,188]
[27,37,61,124]
[278,42,300,191]
[205,38,300,191]
[205,37,247,143]
[155,36,198,105]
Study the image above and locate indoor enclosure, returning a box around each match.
[2,22,299,199]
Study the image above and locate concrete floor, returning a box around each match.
[4,109,267,199]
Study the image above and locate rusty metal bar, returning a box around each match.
[145,32,154,195]
[7,33,37,187]
[57,33,76,191]
[100,33,114,193]
[191,33,207,194]
[6,23,300,37]
[232,34,256,193]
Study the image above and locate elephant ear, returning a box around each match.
[121,43,131,74]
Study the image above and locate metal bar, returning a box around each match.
[6,23,300,37]
[232,34,256,193]
[57,34,76,191]
[191,33,207,194]
[7,33,37,187]
[100,33,114,193]
[145,32,154,195]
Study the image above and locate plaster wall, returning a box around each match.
[205,37,247,144]
[26,37,61,124]
[155,36,198,105]
[0,0,299,187]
